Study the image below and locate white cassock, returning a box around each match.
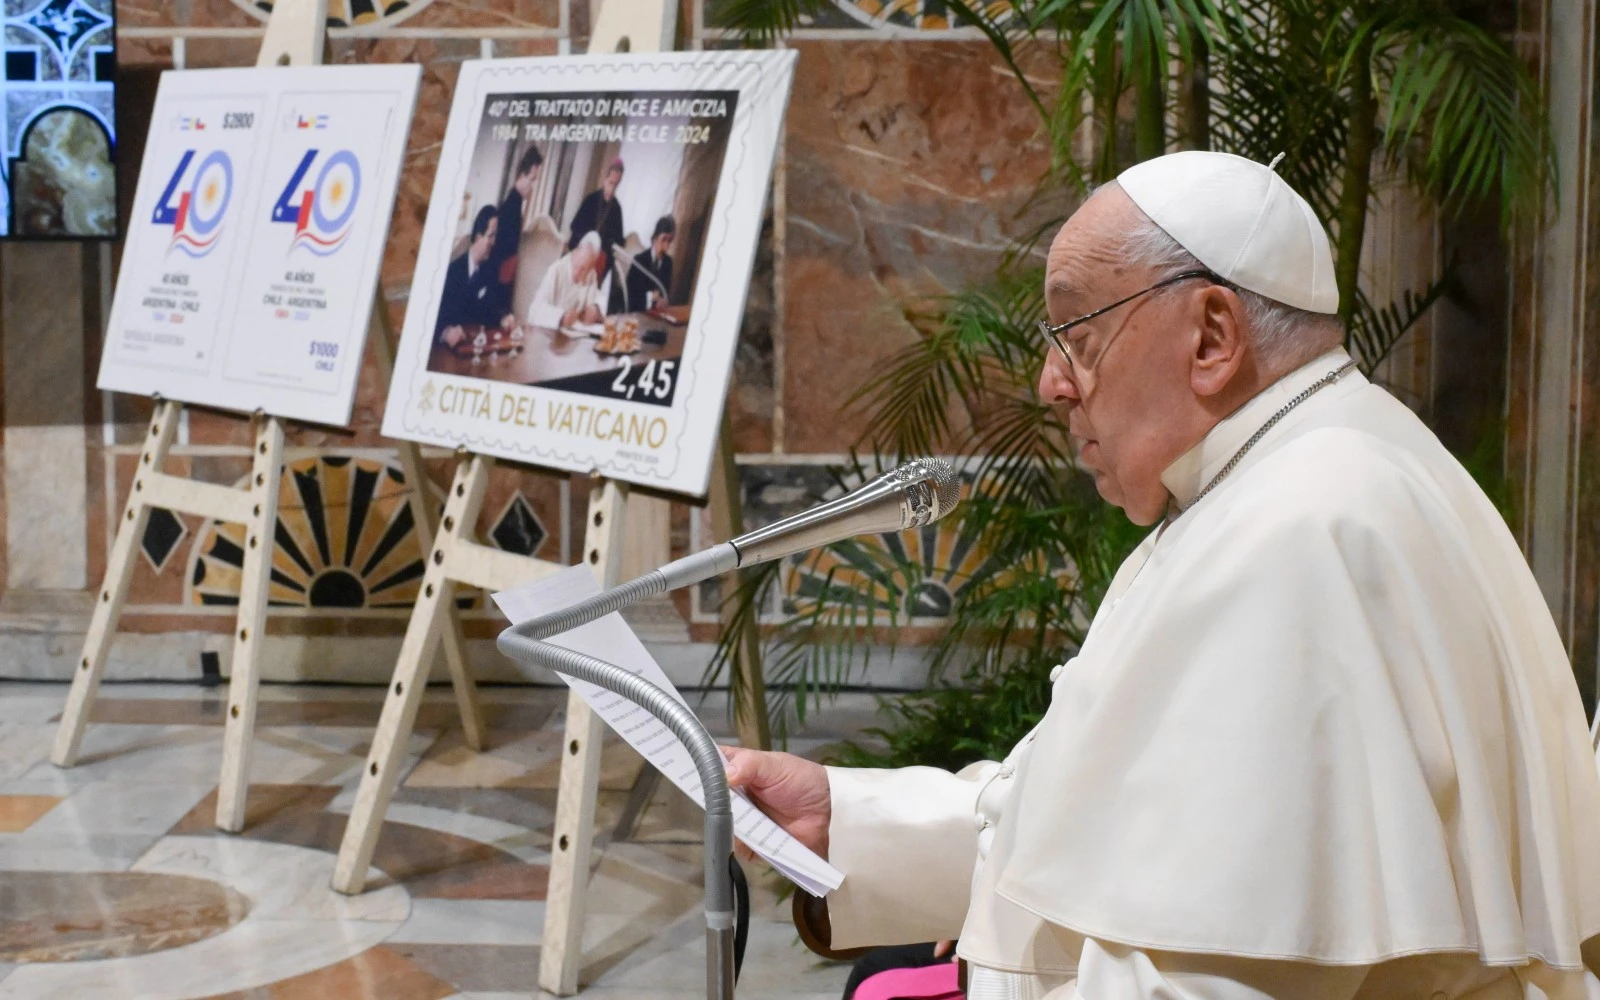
[824,347,1600,998]
[527,252,601,329]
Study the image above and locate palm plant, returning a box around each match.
[708,0,1551,762]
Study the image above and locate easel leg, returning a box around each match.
[332,454,492,894]
[372,291,484,752]
[395,439,485,752]
[215,414,286,832]
[539,478,628,996]
[52,401,181,767]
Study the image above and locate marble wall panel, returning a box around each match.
[728,202,775,453]
[780,40,1053,453]
[1506,0,1600,706]
[114,37,174,68]
[477,462,566,564]
[403,0,561,31]
[180,37,269,68]
[118,0,260,29]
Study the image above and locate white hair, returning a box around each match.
[1106,183,1343,371]
[576,230,603,253]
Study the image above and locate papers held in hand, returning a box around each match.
[493,565,845,898]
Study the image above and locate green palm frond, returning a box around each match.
[1209,0,1352,224]
[709,0,831,43]
[708,0,1544,761]
[1370,10,1552,224]
[1346,271,1455,375]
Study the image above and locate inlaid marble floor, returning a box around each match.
[0,681,871,999]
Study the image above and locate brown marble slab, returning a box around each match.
[0,794,62,832]
[780,40,1055,453]
[385,942,542,994]
[0,871,248,962]
[403,0,560,30]
[118,0,261,28]
[200,944,456,1000]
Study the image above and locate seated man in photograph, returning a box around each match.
[527,230,604,330]
[626,215,675,314]
[435,206,502,348]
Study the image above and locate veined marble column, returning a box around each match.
[2,243,90,596]
[1509,0,1600,707]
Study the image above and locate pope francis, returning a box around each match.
[720,151,1600,999]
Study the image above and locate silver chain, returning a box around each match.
[1178,359,1358,515]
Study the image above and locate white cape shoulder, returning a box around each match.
[985,385,1600,968]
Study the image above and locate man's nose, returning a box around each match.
[1038,352,1080,407]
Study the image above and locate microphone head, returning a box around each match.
[889,458,962,527]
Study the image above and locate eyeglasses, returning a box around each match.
[1037,269,1223,376]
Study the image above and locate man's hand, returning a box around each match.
[442,325,465,347]
[580,304,604,325]
[722,746,831,860]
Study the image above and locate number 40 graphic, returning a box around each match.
[272,149,362,256]
[152,150,233,257]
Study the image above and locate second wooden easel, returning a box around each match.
[331,1,772,995]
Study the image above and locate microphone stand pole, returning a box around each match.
[497,551,740,1000]
[495,460,960,997]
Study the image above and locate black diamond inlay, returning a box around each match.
[140,507,186,573]
[491,493,546,557]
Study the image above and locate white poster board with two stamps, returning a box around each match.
[380,50,797,497]
[96,65,420,426]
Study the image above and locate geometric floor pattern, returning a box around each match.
[0,681,868,999]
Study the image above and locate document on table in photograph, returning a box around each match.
[492,565,843,897]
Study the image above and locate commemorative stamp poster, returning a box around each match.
[381,50,797,497]
[97,65,420,426]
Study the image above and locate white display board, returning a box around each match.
[381,51,796,497]
[98,65,420,427]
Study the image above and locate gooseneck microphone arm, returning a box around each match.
[494,458,962,1000]
[496,581,739,997]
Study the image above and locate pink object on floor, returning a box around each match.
[852,961,963,1000]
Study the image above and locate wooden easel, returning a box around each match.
[331,0,759,995]
[50,0,485,835]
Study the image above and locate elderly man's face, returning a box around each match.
[1037,188,1231,525]
[603,168,622,199]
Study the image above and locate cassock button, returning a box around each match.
[997,763,1015,779]
[973,814,989,832]
[1049,664,1066,682]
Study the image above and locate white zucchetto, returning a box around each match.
[1118,151,1339,314]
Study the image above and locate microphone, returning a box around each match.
[727,457,961,567]
[657,457,963,591]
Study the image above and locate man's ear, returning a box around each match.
[1191,285,1249,398]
